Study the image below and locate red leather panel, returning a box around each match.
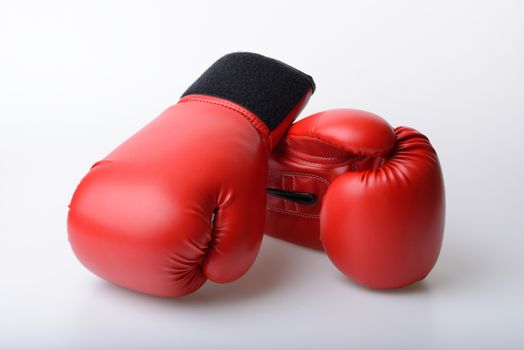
[321,126,445,289]
[266,109,395,250]
[68,93,311,297]
[266,109,445,289]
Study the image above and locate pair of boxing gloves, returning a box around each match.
[67,53,445,297]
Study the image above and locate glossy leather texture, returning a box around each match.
[68,91,312,297]
[266,109,395,250]
[266,109,445,289]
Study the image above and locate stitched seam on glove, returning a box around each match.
[181,96,270,140]
[266,206,320,219]
[273,171,330,186]
[284,145,355,162]
[268,171,328,216]
[289,132,392,158]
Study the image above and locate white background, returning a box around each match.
[1,1,523,349]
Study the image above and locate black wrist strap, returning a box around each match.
[182,52,315,131]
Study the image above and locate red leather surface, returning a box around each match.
[68,92,311,297]
[266,109,445,288]
[266,109,395,250]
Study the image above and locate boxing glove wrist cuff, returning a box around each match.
[182,52,315,131]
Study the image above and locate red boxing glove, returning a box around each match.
[266,109,445,289]
[68,53,314,297]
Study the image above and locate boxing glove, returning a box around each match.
[68,52,314,297]
[266,109,445,289]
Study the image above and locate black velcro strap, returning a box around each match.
[182,52,315,131]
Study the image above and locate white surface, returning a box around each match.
[1,1,523,349]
